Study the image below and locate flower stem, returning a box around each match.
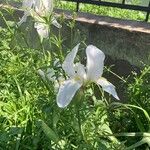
[58,29,64,63]
[75,103,83,141]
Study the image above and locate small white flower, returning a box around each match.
[57,44,120,108]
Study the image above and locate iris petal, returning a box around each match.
[52,17,62,28]
[34,22,49,40]
[74,63,86,81]
[96,77,120,100]
[35,0,53,16]
[57,79,82,108]
[62,44,80,77]
[86,45,105,81]
[22,0,34,9]
[18,0,34,26]
[18,12,29,26]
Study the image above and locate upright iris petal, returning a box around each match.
[86,45,105,81]
[74,63,86,81]
[62,43,80,77]
[34,0,53,17]
[22,0,34,10]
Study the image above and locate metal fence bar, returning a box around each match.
[122,0,125,5]
[145,1,150,21]
[63,0,150,21]
[76,0,79,12]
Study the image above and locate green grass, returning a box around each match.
[0,4,150,150]
[55,0,149,21]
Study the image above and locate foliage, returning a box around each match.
[0,2,150,150]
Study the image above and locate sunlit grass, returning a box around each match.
[55,0,148,21]
[0,1,150,149]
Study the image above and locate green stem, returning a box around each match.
[39,39,47,61]
[58,29,64,63]
[125,138,150,150]
[71,27,73,48]
[104,66,127,83]
[75,104,83,141]
[100,132,150,137]
[0,11,13,34]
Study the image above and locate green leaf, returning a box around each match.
[133,112,145,132]
[40,120,59,143]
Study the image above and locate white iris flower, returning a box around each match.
[18,0,61,40]
[57,44,120,108]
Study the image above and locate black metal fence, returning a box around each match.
[63,0,150,22]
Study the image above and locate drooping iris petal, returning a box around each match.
[62,44,80,77]
[57,79,82,108]
[52,17,62,28]
[96,77,120,100]
[86,45,105,81]
[34,22,49,40]
[18,12,29,26]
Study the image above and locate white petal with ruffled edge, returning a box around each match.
[86,45,105,81]
[35,0,53,16]
[96,77,120,100]
[57,79,82,108]
[62,44,80,77]
[34,22,49,41]
[52,17,62,28]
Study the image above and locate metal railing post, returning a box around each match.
[76,0,79,12]
[145,1,150,22]
[122,0,125,5]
